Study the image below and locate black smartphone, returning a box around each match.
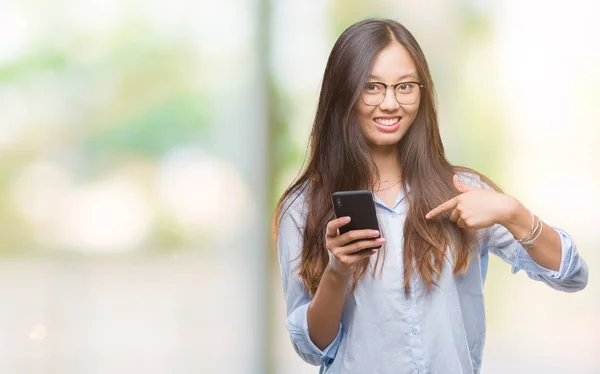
[331,190,382,250]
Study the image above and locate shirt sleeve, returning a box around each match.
[483,222,588,292]
[276,196,343,367]
[456,171,589,292]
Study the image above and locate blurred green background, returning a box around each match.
[0,0,598,373]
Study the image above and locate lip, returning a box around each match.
[373,116,401,133]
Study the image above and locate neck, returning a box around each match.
[371,146,402,182]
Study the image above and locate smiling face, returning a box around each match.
[355,42,421,152]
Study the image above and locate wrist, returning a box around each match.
[325,263,352,284]
[500,197,532,239]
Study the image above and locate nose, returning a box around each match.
[379,86,400,112]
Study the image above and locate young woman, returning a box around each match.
[274,19,588,374]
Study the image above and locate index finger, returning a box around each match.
[327,216,351,237]
[426,198,457,219]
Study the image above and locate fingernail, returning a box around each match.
[371,230,380,237]
[377,238,386,243]
[344,216,351,222]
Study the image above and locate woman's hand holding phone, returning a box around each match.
[325,216,386,279]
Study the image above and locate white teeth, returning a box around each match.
[374,117,400,126]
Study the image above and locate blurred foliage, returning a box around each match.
[269,79,304,210]
[83,93,209,159]
[0,18,212,255]
[0,50,70,82]
[456,5,505,186]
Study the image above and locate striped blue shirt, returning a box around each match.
[276,173,588,373]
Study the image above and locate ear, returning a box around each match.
[453,174,476,193]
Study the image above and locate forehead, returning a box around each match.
[369,42,418,80]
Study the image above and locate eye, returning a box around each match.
[365,83,381,93]
[397,83,413,92]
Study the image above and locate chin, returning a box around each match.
[370,132,405,147]
[369,138,402,149]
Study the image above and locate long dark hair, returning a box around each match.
[273,18,500,296]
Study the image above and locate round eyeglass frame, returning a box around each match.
[360,81,425,106]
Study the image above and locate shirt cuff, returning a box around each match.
[511,226,574,279]
[285,302,343,364]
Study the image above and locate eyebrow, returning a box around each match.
[368,73,419,81]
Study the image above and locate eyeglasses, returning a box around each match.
[361,81,424,106]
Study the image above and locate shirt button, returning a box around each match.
[411,328,417,334]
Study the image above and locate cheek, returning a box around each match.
[356,102,372,117]
[355,105,375,128]
[404,104,420,122]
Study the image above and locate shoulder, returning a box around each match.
[455,168,495,191]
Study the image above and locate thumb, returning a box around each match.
[453,174,475,193]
